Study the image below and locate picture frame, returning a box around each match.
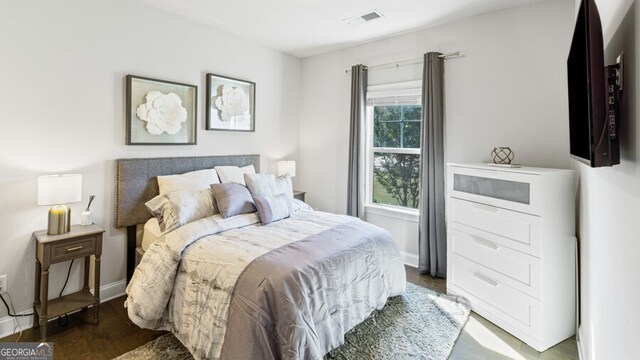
[206,73,255,132]
[126,75,197,145]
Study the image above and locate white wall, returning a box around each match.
[298,0,575,258]
[574,1,640,359]
[0,0,301,321]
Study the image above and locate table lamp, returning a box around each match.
[38,174,82,235]
[277,160,296,177]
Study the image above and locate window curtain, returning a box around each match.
[347,64,367,219]
[418,53,447,277]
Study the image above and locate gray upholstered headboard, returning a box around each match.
[115,154,260,228]
[115,154,260,282]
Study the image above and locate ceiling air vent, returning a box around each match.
[343,10,384,26]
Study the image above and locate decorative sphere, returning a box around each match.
[491,147,514,164]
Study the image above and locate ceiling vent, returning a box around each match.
[343,10,384,26]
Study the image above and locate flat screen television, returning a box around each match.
[567,0,620,167]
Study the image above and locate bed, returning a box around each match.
[115,155,406,360]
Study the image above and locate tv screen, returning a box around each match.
[567,0,618,167]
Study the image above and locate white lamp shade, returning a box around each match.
[277,161,296,177]
[38,174,82,205]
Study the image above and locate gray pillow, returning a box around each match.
[254,193,292,224]
[210,183,257,218]
[145,189,217,232]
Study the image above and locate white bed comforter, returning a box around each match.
[126,208,405,359]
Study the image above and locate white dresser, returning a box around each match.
[446,163,575,352]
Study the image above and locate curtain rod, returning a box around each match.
[344,51,461,74]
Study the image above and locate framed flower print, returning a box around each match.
[206,73,255,132]
[126,75,197,145]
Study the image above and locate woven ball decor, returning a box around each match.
[491,147,514,164]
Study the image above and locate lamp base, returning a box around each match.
[48,205,71,235]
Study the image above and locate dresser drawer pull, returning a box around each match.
[66,246,84,252]
[474,203,499,214]
[472,236,499,250]
[473,272,499,287]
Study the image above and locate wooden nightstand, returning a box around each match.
[32,224,104,340]
[293,190,306,202]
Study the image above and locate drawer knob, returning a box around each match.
[66,245,84,252]
[473,272,499,287]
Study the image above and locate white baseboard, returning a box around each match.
[0,279,127,339]
[0,308,32,340]
[98,279,127,303]
[577,325,589,360]
[400,251,419,268]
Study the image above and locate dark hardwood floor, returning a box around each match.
[405,264,446,293]
[0,295,166,359]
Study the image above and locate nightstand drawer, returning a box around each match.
[50,236,96,263]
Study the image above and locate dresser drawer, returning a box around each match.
[50,236,96,263]
[448,197,541,257]
[448,258,541,331]
[448,165,540,215]
[449,230,541,297]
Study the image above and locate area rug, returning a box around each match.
[114,282,470,360]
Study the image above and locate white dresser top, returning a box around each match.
[447,163,574,175]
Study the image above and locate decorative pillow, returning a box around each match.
[291,198,313,212]
[244,173,293,199]
[274,174,293,199]
[254,193,292,224]
[157,169,220,195]
[145,189,217,232]
[215,165,256,186]
[244,173,276,197]
[210,183,257,218]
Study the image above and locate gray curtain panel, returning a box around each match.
[347,64,367,219]
[418,53,447,278]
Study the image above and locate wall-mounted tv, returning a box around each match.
[567,0,622,167]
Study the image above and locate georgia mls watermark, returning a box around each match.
[0,342,53,360]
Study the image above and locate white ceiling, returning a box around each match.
[141,0,546,58]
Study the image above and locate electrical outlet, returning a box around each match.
[0,275,7,293]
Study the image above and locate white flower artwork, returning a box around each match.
[206,74,255,131]
[212,85,249,122]
[136,91,187,135]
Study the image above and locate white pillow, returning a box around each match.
[157,169,220,195]
[274,174,293,199]
[145,189,217,232]
[244,173,293,199]
[215,165,256,186]
[291,198,313,212]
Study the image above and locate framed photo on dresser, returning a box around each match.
[206,73,255,132]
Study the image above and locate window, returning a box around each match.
[366,82,422,210]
